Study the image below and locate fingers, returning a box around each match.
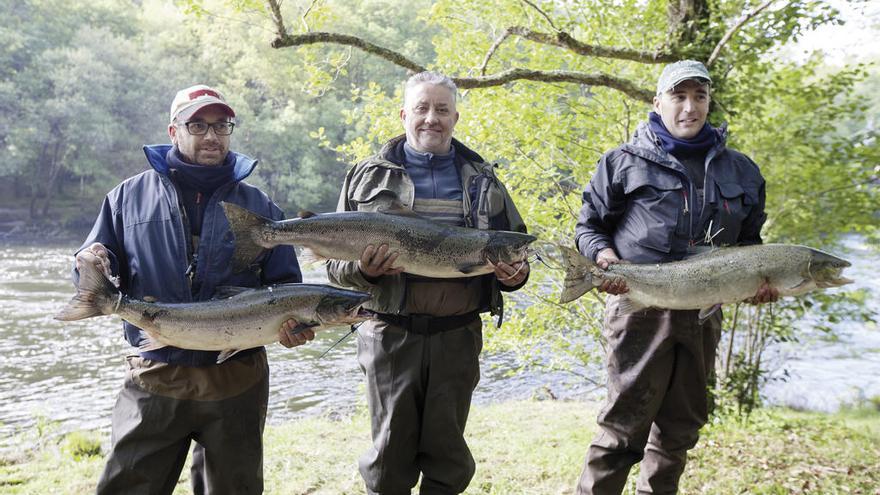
[750,282,780,305]
[76,243,112,279]
[596,248,621,270]
[278,319,316,348]
[598,278,628,295]
[492,260,530,287]
[358,244,402,278]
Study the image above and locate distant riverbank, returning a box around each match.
[2,400,878,494]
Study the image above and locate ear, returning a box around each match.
[652,95,661,113]
[453,111,460,126]
[399,107,406,122]
[168,123,178,145]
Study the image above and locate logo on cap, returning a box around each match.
[169,84,235,123]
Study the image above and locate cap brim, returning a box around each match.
[175,101,236,122]
[661,76,711,94]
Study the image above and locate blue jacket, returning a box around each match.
[575,121,767,264]
[78,144,302,366]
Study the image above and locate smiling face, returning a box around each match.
[400,82,459,154]
[168,106,231,166]
[652,79,710,140]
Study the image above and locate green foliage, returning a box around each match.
[59,432,102,461]
[2,404,879,493]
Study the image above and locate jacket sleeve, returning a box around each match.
[325,163,374,290]
[496,174,529,293]
[260,202,303,285]
[73,191,126,288]
[574,152,626,262]
[737,158,767,246]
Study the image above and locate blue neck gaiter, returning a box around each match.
[648,112,717,159]
[165,147,236,195]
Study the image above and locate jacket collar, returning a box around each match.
[142,144,258,182]
[378,134,486,167]
[623,121,728,167]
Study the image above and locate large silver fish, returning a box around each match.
[55,260,372,363]
[559,244,853,316]
[222,202,536,278]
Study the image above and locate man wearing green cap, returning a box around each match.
[573,60,777,494]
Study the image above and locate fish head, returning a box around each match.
[314,290,373,326]
[808,249,854,288]
[484,232,538,265]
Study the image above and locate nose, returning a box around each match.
[683,97,695,112]
[202,126,220,141]
[424,110,439,124]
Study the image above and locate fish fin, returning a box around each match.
[298,247,328,265]
[142,295,158,303]
[457,262,485,274]
[54,261,120,321]
[684,245,717,258]
[221,202,272,273]
[376,201,423,219]
[698,304,722,322]
[558,244,596,304]
[615,296,647,315]
[216,349,242,364]
[137,336,167,353]
[298,210,317,219]
[213,286,256,299]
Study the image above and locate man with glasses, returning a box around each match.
[74,84,313,494]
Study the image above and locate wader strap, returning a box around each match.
[376,311,480,335]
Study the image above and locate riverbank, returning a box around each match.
[2,400,878,494]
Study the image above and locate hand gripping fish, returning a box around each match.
[558,244,853,317]
[55,260,372,363]
[221,202,536,277]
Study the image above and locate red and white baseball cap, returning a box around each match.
[169,84,236,123]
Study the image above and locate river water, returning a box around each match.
[0,241,877,451]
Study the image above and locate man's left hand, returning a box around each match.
[491,260,530,287]
[278,319,315,348]
[749,280,779,305]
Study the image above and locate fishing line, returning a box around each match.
[318,322,362,359]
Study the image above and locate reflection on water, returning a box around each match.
[0,241,877,450]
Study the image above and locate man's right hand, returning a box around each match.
[595,247,628,295]
[358,244,403,280]
[76,242,114,281]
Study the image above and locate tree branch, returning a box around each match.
[272,31,427,73]
[454,68,654,102]
[508,26,677,64]
[264,0,287,40]
[272,32,655,102]
[478,31,511,76]
[707,0,777,66]
[519,0,559,31]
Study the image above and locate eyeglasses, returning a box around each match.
[180,121,235,136]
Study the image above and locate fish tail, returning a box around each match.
[221,202,272,273]
[558,245,597,303]
[54,261,120,321]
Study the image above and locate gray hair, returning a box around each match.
[404,71,458,102]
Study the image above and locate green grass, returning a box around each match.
[1,401,878,494]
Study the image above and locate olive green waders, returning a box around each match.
[357,317,483,495]
[96,350,269,495]
[576,296,722,495]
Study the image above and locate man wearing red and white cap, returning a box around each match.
[74,84,313,494]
